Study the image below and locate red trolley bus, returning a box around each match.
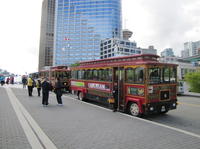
[39,66,71,91]
[70,54,178,116]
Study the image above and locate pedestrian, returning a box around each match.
[6,77,10,84]
[36,79,42,96]
[112,86,118,112]
[22,76,27,88]
[41,78,51,106]
[27,76,34,96]
[54,78,63,105]
[10,77,14,84]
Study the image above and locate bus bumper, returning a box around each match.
[145,100,177,114]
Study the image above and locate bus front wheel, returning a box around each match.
[128,102,141,117]
[78,92,85,101]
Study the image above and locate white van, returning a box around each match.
[177,81,184,95]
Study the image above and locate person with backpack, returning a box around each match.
[36,79,42,97]
[41,78,52,106]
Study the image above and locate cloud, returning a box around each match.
[123,0,200,56]
[0,0,42,74]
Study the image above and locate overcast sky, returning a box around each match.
[0,0,199,75]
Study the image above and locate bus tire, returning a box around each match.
[128,102,141,117]
[78,92,85,101]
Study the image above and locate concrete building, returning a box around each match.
[100,29,157,59]
[139,46,157,55]
[181,41,200,58]
[53,0,122,66]
[100,29,139,59]
[100,38,138,59]
[38,0,55,71]
[161,48,174,57]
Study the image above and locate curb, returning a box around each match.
[182,94,200,98]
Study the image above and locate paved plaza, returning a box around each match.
[0,85,200,149]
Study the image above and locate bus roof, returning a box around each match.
[40,66,69,72]
[73,54,177,69]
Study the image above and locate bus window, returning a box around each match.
[101,69,112,82]
[93,69,98,80]
[99,69,104,81]
[78,70,82,79]
[72,70,78,79]
[135,67,144,84]
[104,69,112,82]
[149,67,160,84]
[170,67,177,83]
[125,68,135,83]
[108,69,112,82]
[87,70,93,80]
[163,67,170,82]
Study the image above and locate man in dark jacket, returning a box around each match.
[41,78,51,106]
[54,78,63,105]
[112,86,118,112]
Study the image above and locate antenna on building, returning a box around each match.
[124,18,128,29]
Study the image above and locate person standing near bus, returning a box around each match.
[112,86,118,112]
[27,76,33,96]
[36,79,42,97]
[22,76,27,88]
[41,78,51,106]
[54,78,63,105]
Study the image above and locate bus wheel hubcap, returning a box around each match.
[130,103,139,116]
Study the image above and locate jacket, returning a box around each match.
[27,78,33,87]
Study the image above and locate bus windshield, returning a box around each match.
[148,66,177,84]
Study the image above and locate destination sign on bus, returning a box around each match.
[88,83,110,91]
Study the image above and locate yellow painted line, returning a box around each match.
[178,102,200,107]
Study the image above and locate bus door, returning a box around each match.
[113,67,125,111]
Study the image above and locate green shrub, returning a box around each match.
[185,72,200,93]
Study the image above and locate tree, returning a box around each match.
[70,62,80,67]
[185,71,200,93]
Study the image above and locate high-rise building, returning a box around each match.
[38,0,55,71]
[54,0,122,66]
[181,41,200,58]
[160,48,175,57]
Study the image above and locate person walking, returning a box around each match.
[27,76,34,96]
[22,76,27,89]
[54,78,63,105]
[36,79,42,96]
[41,78,51,106]
[112,86,118,112]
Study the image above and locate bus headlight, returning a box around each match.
[172,103,176,107]
[150,107,154,111]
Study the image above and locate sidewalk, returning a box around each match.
[183,91,200,98]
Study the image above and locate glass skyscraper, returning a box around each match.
[54,0,122,66]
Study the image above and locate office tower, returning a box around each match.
[182,41,200,58]
[54,0,122,66]
[161,48,175,57]
[39,0,55,70]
